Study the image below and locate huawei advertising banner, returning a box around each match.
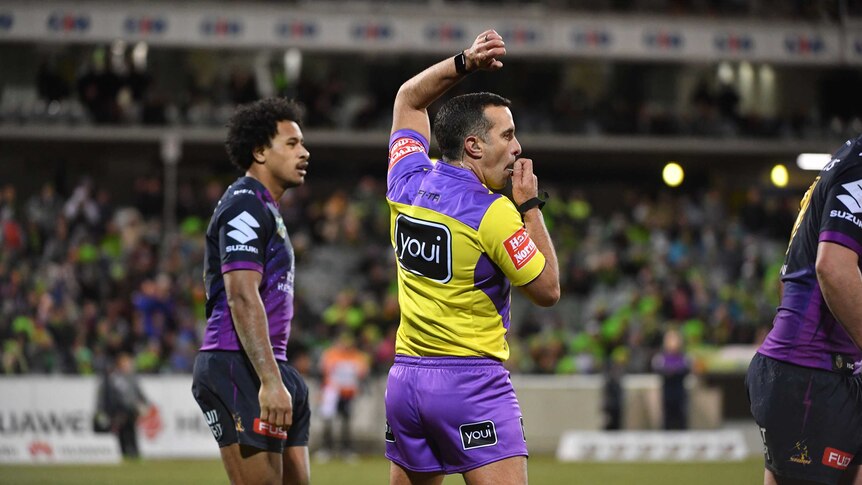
[0,376,217,463]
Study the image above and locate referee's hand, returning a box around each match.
[512,158,539,207]
[259,382,293,431]
[464,29,506,72]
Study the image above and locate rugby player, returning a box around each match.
[192,97,312,485]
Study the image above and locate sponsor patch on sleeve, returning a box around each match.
[504,227,538,270]
[388,137,426,169]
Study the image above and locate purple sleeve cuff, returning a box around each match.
[819,231,862,257]
[221,261,263,274]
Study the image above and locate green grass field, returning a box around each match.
[1,456,763,484]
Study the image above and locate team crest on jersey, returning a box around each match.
[504,227,537,270]
[275,214,287,239]
[234,413,244,432]
[266,204,288,239]
[389,137,425,169]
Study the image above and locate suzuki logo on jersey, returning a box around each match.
[253,418,287,439]
[394,214,452,283]
[504,227,537,270]
[837,179,862,213]
[822,447,853,470]
[460,420,497,450]
[227,211,260,243]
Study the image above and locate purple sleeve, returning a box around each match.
[221,260,263,274]
[217,196,270,274]
[387,129,432,195]
[819,168,862,257]
[819,231,862,257]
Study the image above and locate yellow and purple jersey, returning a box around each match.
[386,129,546,360]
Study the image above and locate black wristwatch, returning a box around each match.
[517,193,548,214]
[454,51,470,75]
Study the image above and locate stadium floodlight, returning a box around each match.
[796,153,831,171]
[770,164,788,187]
[662,162,684,187]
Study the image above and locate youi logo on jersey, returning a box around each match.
[394,214,452,283]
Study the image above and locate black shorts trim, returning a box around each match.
[746,353,862,485]
[191,351,311,452]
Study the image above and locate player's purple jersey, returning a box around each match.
[200,176,295,361]
[759,135,862,372]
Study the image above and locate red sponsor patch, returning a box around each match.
[504,227,537,270]
[253,418,288,439]
[822,447,853,470]
[388,137,425,169]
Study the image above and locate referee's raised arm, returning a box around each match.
[390,29,506,141]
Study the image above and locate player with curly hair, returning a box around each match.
[192,97,312,485]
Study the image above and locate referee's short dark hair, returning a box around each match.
[225,97,305,171]
[433,92,511,163]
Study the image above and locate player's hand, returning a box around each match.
[464,29,506,72]
[511,158,539,207]
[259,381,293,431]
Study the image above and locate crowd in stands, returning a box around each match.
[0,170,798,378]
[4,39,861,144]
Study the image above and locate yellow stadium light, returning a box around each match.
[771,164,789,187]
[662,162,684,187]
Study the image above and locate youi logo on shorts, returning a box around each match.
[394,214,452,283]
[459,420,497,450]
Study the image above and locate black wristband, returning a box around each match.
[454,51,469,75]
[517,192,548,214]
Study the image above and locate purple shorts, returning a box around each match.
[384,355,528,474]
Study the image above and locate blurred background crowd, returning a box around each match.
[0,171,795,379]
[6,40,862,142]
[0,0,858,387]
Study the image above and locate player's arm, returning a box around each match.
[512,158,560,307]
[224,270,293,430]
[815,241,862,348]
[391,29,506,139]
